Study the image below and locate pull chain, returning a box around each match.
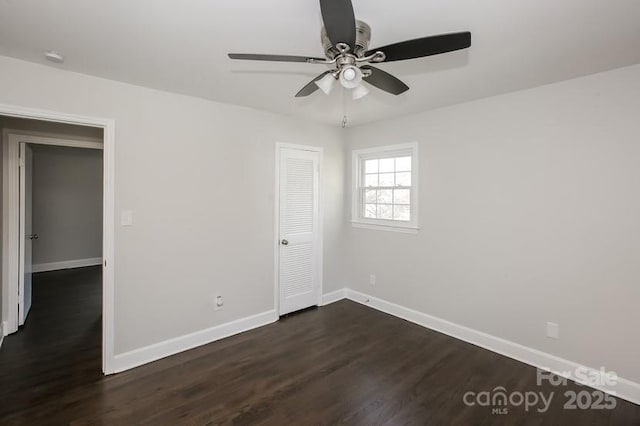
[341,86,348,128]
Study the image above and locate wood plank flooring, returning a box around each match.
[0,266,638,424]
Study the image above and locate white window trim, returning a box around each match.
[351,142,419,233]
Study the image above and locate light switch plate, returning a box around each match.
[547,322,559,339]
[121,210,134,226]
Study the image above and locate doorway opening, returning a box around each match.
[0,109,115,374]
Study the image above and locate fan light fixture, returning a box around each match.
[339,65,362,89]
[351,84,369,100]
[315,65,369,99]
[315,73,337,95]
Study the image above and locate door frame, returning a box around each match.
[274,142,323,316]
[1,104,115,374]
[18,141,33,326]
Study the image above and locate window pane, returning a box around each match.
[365,189,377,203]
[379,173,394,186]
[364,204,377,218]
[395,172,411,187]
[379,158,395,173]
[377,189,392,204]
[395,156,411,172]
[378,204,393,219]
[394,189,410,205]
[365,174,378,187]
[365,159,378,174]
[394,205,410,221]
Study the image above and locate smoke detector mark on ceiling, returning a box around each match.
[44,51,64,64]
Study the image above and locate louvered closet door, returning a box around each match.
[279,147,320,315]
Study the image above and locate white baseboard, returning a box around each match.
[320,288,640,406]
[32,257,103,273]
[321,288,347,306]
[0,321,4,349]
[112,310,278,373]
[113,292,351,374]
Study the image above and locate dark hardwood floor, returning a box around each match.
[1,268,639,425]
[0,266,103,423]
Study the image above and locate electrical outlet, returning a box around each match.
[547,322,559,339]
[214,296,224,310]
[370,274,376,285]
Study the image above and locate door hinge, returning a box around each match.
[19,158,25,168]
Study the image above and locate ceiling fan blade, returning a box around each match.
[228,53,324,63]
[361,66,409,95]
[366,32,471,62]
[295,71,332,97]
[319,0,356,50]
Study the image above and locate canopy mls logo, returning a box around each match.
[462,367,619,415]
[463,386,553,414]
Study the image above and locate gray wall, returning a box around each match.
[32,145,103,265]
[3,52,636,386]
[0,55,345,354]
[344,64,640,383]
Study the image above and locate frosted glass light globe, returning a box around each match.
[339,65,363,89]
[343,68,356,81]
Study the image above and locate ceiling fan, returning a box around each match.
[228,0,471,100]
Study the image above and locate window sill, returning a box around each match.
[350,221,419,234]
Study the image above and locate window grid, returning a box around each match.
[360,156,412,222]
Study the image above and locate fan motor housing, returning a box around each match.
[321,20,371,58]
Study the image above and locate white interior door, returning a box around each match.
[278,147,321,315]
[19,142,34,325]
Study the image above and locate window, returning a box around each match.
[352,143,418,232]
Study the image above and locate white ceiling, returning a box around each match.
[1,0,639,126]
